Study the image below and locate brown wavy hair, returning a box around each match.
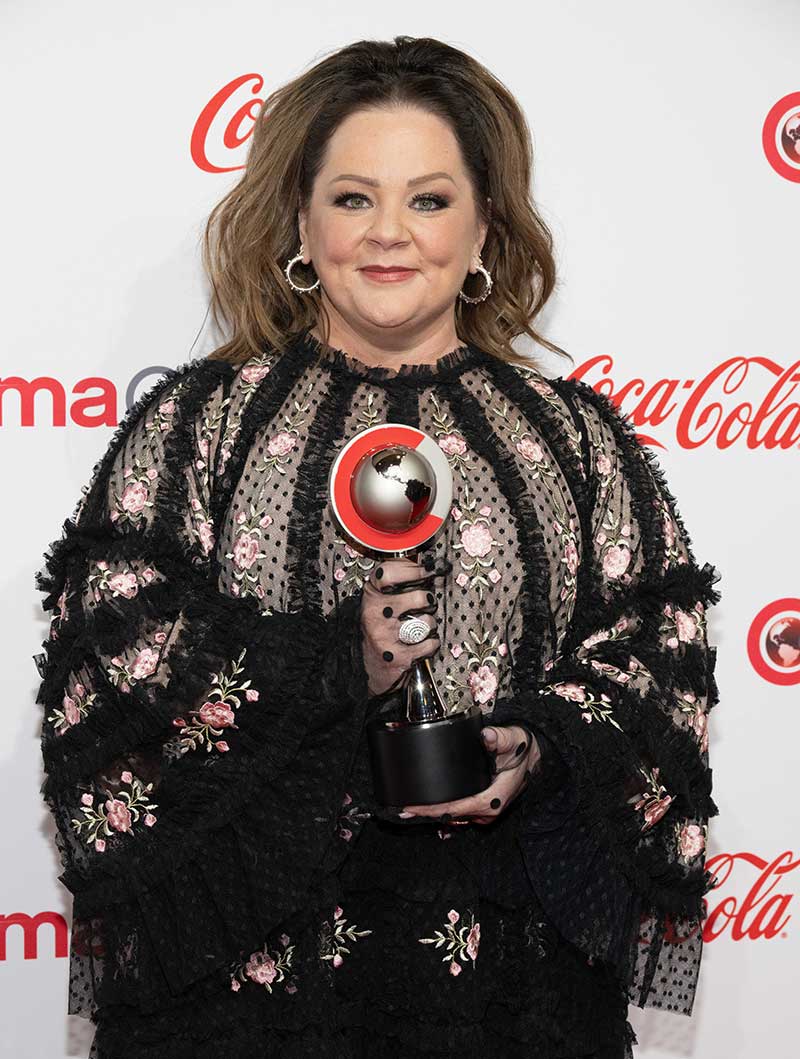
[203,35,573,371]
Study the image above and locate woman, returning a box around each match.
[34,36,721,1059]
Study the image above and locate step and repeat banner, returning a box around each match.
[2,2,798,1056]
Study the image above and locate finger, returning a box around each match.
[368,559,425,589]
[388,587,438,613]
[402,764,526,818]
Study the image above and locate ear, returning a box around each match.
[297,208,309,260]
[473,195,491,262]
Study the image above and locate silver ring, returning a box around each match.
[398,617,431,645]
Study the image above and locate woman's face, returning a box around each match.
[298,105,488,348]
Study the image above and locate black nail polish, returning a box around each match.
[382,650,394,662]
[422,554,436,570]
[426,592,435,605]
[440,812,451,821]
[515,741,526,756]
[375,567,383,579]
[383,606,393,618]
[490,797,501,810]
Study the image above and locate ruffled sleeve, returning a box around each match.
[497,377,722,1017]
[33,358,370,1019]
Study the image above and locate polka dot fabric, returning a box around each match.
[33,327,721,1057]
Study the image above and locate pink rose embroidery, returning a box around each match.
[233,532,261,570]
[438,433,467,456]
[678,823,706,860]
[63,697,81,727]
[246,952,278,986]
[107,572,139,598]
[120,481,149,516]
[564,539,579,576]
[105,799,132,833]
[595,452,612,476]
[460,523,493,558]
[267,431,296,457]
[675,610,698,642]
[242,363,270,385]
[602,544,631,580]
[198,701,236,728]
[130,647,160,681]
[553,682,587,703]
[468,665,498,706]
[198,521,215,556]
[466,923,480,961]
[516,437,544,464]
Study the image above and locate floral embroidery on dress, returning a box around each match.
[553,497,579,619]
[172,647,258,754]
[445,619,505,715]
[538,679,623,730]
[337,791,371,842]
[256,383,313,483]
[86,560,158,602]
[631,765,673,831]
[218,354,275,473]
[662,601,706,650]
[143,382,185,443]
[106,630,169,692]
[673,690,709,752]
[596,509,634,587]
[451,484,502,600]
[229,933,297,994]
[658,495,688,570]
[429,393,470,479]
[110,457,159,527]
[355,389,381,431]
[71,772,157,852]
[491,397,558,485]
[47,678,97,735]
[418,908,480,976]
[675,820,707,862]
[47,583,70,640]
[225,504,274,600]
[318,906,372,967]
[332,537,375,595]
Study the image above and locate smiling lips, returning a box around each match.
[361,265,417,283]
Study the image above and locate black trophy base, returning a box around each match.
[367,703,493,806]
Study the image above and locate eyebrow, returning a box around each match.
[329,171,456,188]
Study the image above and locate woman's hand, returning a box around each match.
[360,557,442,698]
[399,724,542,825]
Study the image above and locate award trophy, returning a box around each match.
[328,423,493,806]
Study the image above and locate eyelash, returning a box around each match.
[332,191,450,212]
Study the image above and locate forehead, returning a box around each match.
[318,107,465,180]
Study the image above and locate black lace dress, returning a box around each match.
[33,328,721,1058]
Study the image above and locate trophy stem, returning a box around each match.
[405,656,448,724]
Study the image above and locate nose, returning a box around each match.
[364,204,412,248]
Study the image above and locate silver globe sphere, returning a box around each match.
[351,446,437,532]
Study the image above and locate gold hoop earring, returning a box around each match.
[458,257,493,304]
[284,245,320,293]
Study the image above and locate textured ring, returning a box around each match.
[398,617,431,645]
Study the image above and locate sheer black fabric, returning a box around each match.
[34,328,720,1057]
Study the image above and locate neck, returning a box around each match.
[309,317,465,369]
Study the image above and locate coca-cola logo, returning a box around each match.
[569,356,800,450]
[747,599,800,686]
[2,850,795,960]
[762,91,800,183]
[191,74,263,174]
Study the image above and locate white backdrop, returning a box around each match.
[3,1,799,1056]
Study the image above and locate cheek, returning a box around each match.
[317,218,364,264]
[416,217,471,267]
